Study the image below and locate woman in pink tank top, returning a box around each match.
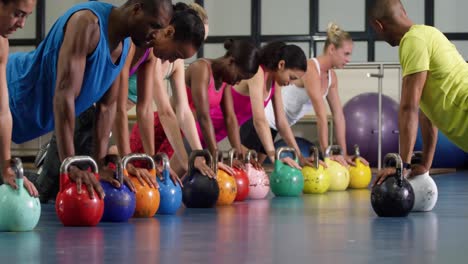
[169,39,260,173]
[230,42,308,168]
[207,42,310,169]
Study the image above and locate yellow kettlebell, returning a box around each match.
[302,146,330,194]
[324,145,350,191]
[348,145,372,189]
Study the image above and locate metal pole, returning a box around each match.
[368,64,384,169]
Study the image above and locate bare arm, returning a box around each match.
[113,43,135,156]
[152,58,188,166]
[247,69,276,163]
[53,12,106,199]
[419,110,437,169]
[399,71,427,164]
[53,12,99,162]
[189,61,218,158]
[135,54,157,157]
[326,71,347,155]
[171,59,203,151]
[271,85,303,168]
[374,71,428,185]
[0,38,12,175]
[220,85,242,153]
[302,67,329,154]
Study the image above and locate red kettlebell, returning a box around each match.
[228,149,249,201]
[55,156,104,226]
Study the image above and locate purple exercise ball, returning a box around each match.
[343,93,400,167]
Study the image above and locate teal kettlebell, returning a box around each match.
[0,158,41,231]
[270,147,304,197]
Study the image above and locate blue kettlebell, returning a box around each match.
[0,158,41,231]
[155,152,182,215]
[100,155,136,222]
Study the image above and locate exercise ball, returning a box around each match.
[343,93,399,168]
[415,128,468,169]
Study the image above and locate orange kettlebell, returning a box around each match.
[122,154,160,217]
[216,151,237,206]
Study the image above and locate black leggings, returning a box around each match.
[239,118,278,155]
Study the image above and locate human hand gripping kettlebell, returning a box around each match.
[2,160,39,197]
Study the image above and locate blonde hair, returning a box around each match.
[188,2,208,24]
[324,22,352,52]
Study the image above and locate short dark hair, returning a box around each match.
[368,0,403,21]
[170,2,205,50]
[223,39,259,77]
[259,41,307,72]
[128,0,173,17]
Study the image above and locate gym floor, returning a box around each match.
[1,171,467,264]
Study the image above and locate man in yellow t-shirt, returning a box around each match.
[368,0,468,183]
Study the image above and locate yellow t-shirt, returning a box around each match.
[399,25,468,152]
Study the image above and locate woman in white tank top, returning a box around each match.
[264,23,369,167]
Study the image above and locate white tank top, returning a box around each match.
[265,58,332,130]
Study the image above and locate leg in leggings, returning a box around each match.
[239,118,278,164]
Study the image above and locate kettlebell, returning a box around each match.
[408,151,438,212]
[100,155,136,222]
[122,154,160,217]
[324,145,350,191]
[348,145,372,189]
[245,150,270,199]
[228,149,249,201]
[0,158,41,231]
[155,152,182,215]
[270,147,304,197]
[216,151,237,206]
[55,156,104,226]
[182,150,220,208]
[371,153,415,217]
[302,147,331,194]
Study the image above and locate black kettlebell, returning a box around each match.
[182,150,219,208]
[371,153,415,217]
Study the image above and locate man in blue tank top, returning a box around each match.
[0,0,37,195]
[3,0,173,200]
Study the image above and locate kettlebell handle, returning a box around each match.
[154,152,170,170]
[122,153,156,170]
[10,157,24,180]
[383,153,403,181]
[188,150,214,174]
[104,155,123,185]
[60,156,99,174]
[353,144,361,157]
[276,147,298,161]
[245,150,258,163]
[228,148,242,168]
[325,145,343,157]
[309,147,320,169]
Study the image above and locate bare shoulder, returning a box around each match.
[0,37,8,63]
[64,10,100,52]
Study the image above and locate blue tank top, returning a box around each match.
[7,2,130,144]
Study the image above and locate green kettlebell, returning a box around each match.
[0,158,41,232]
[324,145,350,191]
[270,147,304,197]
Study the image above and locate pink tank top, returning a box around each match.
[187,59,226,111]
[205,66,276,145]
[129,48,151,76]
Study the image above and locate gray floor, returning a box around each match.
[1,171,468,264]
